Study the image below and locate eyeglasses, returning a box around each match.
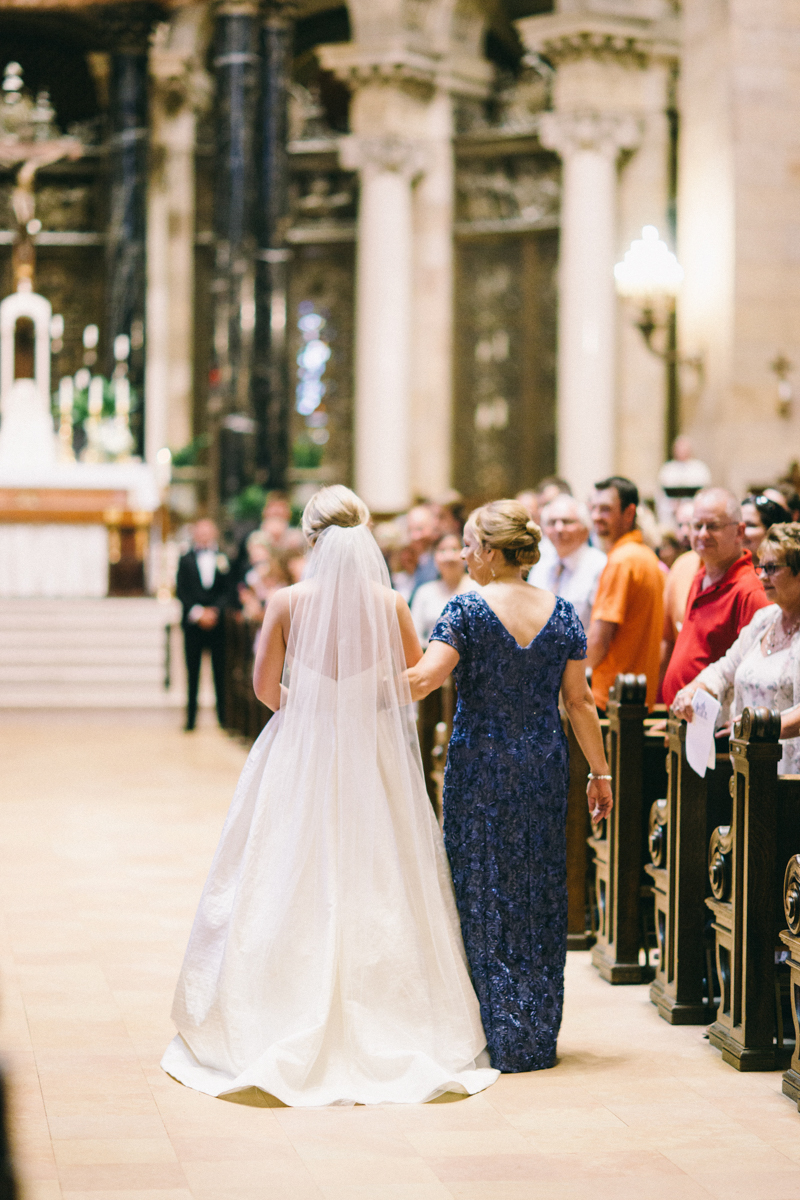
[690,521,736,535]
[756,562,784,577]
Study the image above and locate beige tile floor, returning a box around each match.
[1,712,798,1200]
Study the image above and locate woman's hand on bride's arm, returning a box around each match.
[253,590,290,711]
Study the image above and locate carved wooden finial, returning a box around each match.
[735,706,782,743]
[610,672,647,705]
[785,854,800,936]
[708,825,732,900]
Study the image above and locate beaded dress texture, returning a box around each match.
[430,593,587,1072]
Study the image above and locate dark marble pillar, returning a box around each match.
[209,0,260,509]
[251,3,292,491]
[104,6,155,457]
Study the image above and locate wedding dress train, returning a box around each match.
[162,524,498,1106]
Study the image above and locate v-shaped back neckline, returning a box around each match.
[475,592,559,650]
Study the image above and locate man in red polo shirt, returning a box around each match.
[661,488,768,708]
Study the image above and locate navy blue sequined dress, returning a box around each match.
[430,593,587,1073]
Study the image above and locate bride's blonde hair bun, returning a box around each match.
[302,485,370,544]
[466,499,542,567]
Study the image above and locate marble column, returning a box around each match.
[251,3,292,491]
[106,17,151,457]
[146,14,210,466]
[210,0,260,508]
[539,111,640,503]
[340,135,423,514]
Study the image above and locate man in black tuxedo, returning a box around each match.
[176,518,231,731]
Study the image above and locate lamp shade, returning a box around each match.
[614,225,683,301]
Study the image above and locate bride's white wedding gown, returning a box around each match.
[161,524,498,1106]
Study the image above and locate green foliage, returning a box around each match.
[292,436,324,469]
[227,484,268,522]
[52,377,138,426]
[171,434,211,467]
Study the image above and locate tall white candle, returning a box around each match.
[88,376,104,417]
[114,377,130,416]
[58,376,74,415]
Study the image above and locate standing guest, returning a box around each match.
[411,533,476,646]
[661,488,769,709]
[741,493,791,557]
[526,494,606,631]
[656,434,712,525]
[673,524,800,770]
[406,499,612,1072]
[661,496,701,660]
[588,476,664,712]
[407,504,440,594]
[176,518,231,731]
[517,477,573,577]
[261,491,293,547]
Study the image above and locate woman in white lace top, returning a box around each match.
[673,523,800,772]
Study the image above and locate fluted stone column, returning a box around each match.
[340,135,424,514]
[540,111,640,502]
[209,0,260,508]
[251,3,292,490]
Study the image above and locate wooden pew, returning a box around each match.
[780,854,800,1107]
[223,610,271,743]
[646,716,732,1023]
[564,718,601,950]
[590,674,667,983]
[706,707,800,1070]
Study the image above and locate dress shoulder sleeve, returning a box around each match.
[429,595,469,657]
[560,599,587,661]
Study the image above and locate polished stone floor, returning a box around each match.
[1,712,798,1200]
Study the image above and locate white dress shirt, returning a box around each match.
[188,548,220,623]
[526,540,607,632]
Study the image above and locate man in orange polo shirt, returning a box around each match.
[588,476,664,711]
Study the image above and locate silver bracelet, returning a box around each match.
[588,773,612,781]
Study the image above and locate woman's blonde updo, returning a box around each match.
[301,485,370,545]
[466,499,542,568]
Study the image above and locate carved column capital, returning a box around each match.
[538,109,642,160]
[339,133,426,181]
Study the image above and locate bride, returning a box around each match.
[161,486,499,1106]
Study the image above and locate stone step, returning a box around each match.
[0,600,180,630]
[0,685,186,708]
[0,641,165,662]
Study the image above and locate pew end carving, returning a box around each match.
[706,707,800,1071]
[780,854,800,1107]
[646,714,733,1024]
[590,673,666,984]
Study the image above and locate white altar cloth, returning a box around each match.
[0,524,109,598]
[0,459,160,510]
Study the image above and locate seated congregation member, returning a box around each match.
[661,488,768,707]
[673,524,800,770]
[526,493,605,631]
[588,476,664,712]
[176,518,232,732]
[411,532,476,646]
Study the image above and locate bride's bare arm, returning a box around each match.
[253,590,291,711]
[405,642,459,702]
[395,593,423,667]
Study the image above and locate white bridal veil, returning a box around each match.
[162,523,497,1105]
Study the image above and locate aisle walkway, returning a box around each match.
[1,714,798,1200]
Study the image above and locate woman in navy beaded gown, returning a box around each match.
[407,500,613,1073]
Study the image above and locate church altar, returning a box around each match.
[0,288,160,598]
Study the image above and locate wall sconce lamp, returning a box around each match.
[771,353,794,419]
[614,225,704,452]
